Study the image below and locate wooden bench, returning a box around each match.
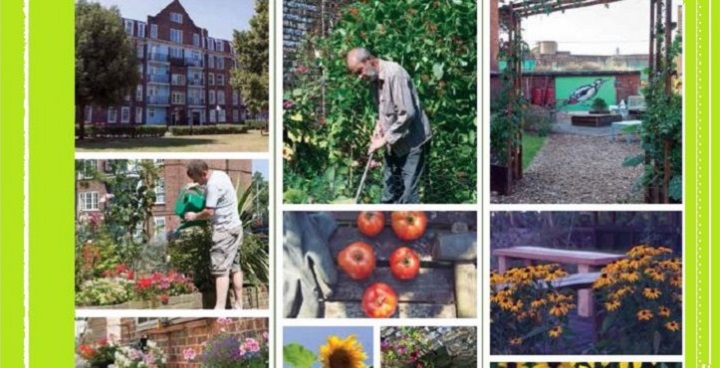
[493,246,625,317]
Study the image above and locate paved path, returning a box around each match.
[492,134,644,204]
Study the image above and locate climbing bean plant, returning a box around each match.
[284,0,477,204]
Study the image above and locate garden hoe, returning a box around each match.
[354,151,375,204]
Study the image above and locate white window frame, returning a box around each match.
[216,40,223,52]
[137,44,144,58]
[80,192,100,211]
[170,12,183,24]
[193,33,200,47]
[218,109,226,123]
[216,57,224,70]
[208,55,215,69]
[208,73,215,86]
[207,37,214,51]
[137,23,146,38]
[217,90,225,105]
[217,74,224,86]
[135,107,143,123]
[154,178,165,204]
[209,90,216,104]
[121,107,130,123]
[172,92,185,104]
[150,24,158,39]
[78,160,98,179]
[172,74,186,86]
[108,107,117,123]
[170,29,183,44]
[148,107,155,119]
[153,216,167,241]
[124,20,134,36]
[136,86,143,101]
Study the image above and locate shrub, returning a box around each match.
[77,124,167,138]
[245,119,268,130]
[590,98,609,113]
[523,105,552,137]
[592,245,682,354]
[75,277,135,306]
[284,0,477,204]
[169,124,248,136]
[490,264,576,355]
[184,319,269,368]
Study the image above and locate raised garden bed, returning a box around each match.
[571,114,623,127]
[82,285,268,310]
[324,212,477,318]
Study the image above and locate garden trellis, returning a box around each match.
[493,0,682,203]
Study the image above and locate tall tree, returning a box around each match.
[75,0,139,139]
[231,0,269,118]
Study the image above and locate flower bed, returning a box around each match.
[77,338,167,368]
[75,269,197,308]
[169,124,249,136]
[184,318,269,367]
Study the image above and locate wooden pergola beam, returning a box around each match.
[516,0,625,17]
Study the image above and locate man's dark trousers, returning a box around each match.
[381,141,430,204]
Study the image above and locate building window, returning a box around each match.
[154,178,165,204]
[170,12,183,23]
[216,40,223,52]
[136,86,143,101]
[138,23,146,38]
[124,20,134,36]
[209,90,216,104]
[217,90,225,104]
[148,107,155,119]
[84,106,93,123]
[218,109,226,123]
[172,92,185,104]
[193,33,200,47]
[170,29,183,44]
[150,24,158,39]
[136,44,144,58]
[208,73,215,86]
[121,107,130,123]
[108,107,117,123]
[217,74,224,86]
[80,192,99,211]
[209,110,217,123]
[208,55,215,69]
[135,107,143,123]
[216,57,224,70]
[233,109,239,122]
[153,217,166,240]
[138,64,143,74]
[153,159,165,166]
[172,74,186,85]
[207,37,214,51]
[78,160,98,179]
[169,47,183,59]
[232,90,239,105]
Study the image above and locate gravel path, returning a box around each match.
[492,134,645,204]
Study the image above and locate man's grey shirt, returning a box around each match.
[372,60,432,156]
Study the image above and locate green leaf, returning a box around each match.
[669,175,682,201]
[432,63,444,80]
[623,154,645,167]
[283,344,317,368]
[292,89,304,98]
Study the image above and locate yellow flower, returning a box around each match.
[509,337,523,346]
[498,297,514,311]
[637,309,653,321]
[658,306,671,317]
[531,297,546,309]
[670,275,682,287]
[605,300,621,312]
[510,299,524,313]
[490,271,504,287]
[619,271,640,282]
[548,326,563,338]
[643,287,662,300]
[593,272,614,289]
[290,113,304,122]
[665,321,681,332]
[550,303,570,317]
[319,335,367,368]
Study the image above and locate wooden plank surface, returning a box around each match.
[331,211,477,228]
[493,246,625,266]
[324,301,457,318]
[328,267,455,304]
[329,227,442,262]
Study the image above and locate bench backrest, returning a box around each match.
[493,246,625,266]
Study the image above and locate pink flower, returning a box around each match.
[262,331,269,341]
[244,338,260,353]
[183,348,197,361]
[296,65,308,74]
[238,344,247,357]
[369,160,381,169]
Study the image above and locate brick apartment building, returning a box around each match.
[76,317,268,368]
[76,159,253,240]
[83,0,264,127]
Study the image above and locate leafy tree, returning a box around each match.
[75,0,139,139]
[231,0,269,117]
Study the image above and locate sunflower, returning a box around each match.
[593,272,614,289]
[658,306,671,318]
[665,321,681,332]
[509,337,523,346]
[548,326,563,338]
[605,300,621,312]
[637,309,654,321]
[643,287,662,300]
[670,275,682,287]
[620,271,640,282]
[319,335,367,368]
[531,297,547,309]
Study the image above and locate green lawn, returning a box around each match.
[522,134,547,170]
[76,130,269,152]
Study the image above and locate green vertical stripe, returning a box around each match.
[1,0,26,366]
[28,0,74,366]
[711,0,720,365]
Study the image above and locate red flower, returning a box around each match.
[296,65,308,74]
[137,278,153,290]
[98,338,108,346]
[78,344,95,359]
[160,294,170,305]
[125,270,134,280]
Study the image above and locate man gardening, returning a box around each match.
[183,160,244,309]
[346,47,432,204]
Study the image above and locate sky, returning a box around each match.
[251,159,268,179]
[283,326,374,368]
[88,0,254,40]
[522,0,681,55]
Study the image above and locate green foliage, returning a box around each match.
[231,0,269,114]
[75,0,140,138]
[284,0,477,203]
[590,98,609,113]
[76,124,167,139]
[282,343,317,368]
[75,277,134,306]
[169,124,248,136]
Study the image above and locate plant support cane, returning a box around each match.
[355,151,374,203]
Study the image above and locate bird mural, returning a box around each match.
[565,78,607,105]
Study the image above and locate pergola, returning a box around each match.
[495,0,678,203]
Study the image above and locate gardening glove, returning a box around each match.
[283,212,338,318]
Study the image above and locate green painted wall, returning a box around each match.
[555,76,617,112]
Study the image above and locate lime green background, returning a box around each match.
[0,0,714,366]
[1,0,25,366]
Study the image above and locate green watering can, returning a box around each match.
[173,186,206,234]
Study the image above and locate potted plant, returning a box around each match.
[589,97,610,114]
[77,339,118,368]
[184,319,269,367]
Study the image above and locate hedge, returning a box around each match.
[76,124,167,138]
[169,124,249,136]
[245,120,268,130]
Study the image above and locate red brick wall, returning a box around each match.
[614,73,642,104]
[148,0,205,47]
[490,0,499,72]
[116,318,268,368]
